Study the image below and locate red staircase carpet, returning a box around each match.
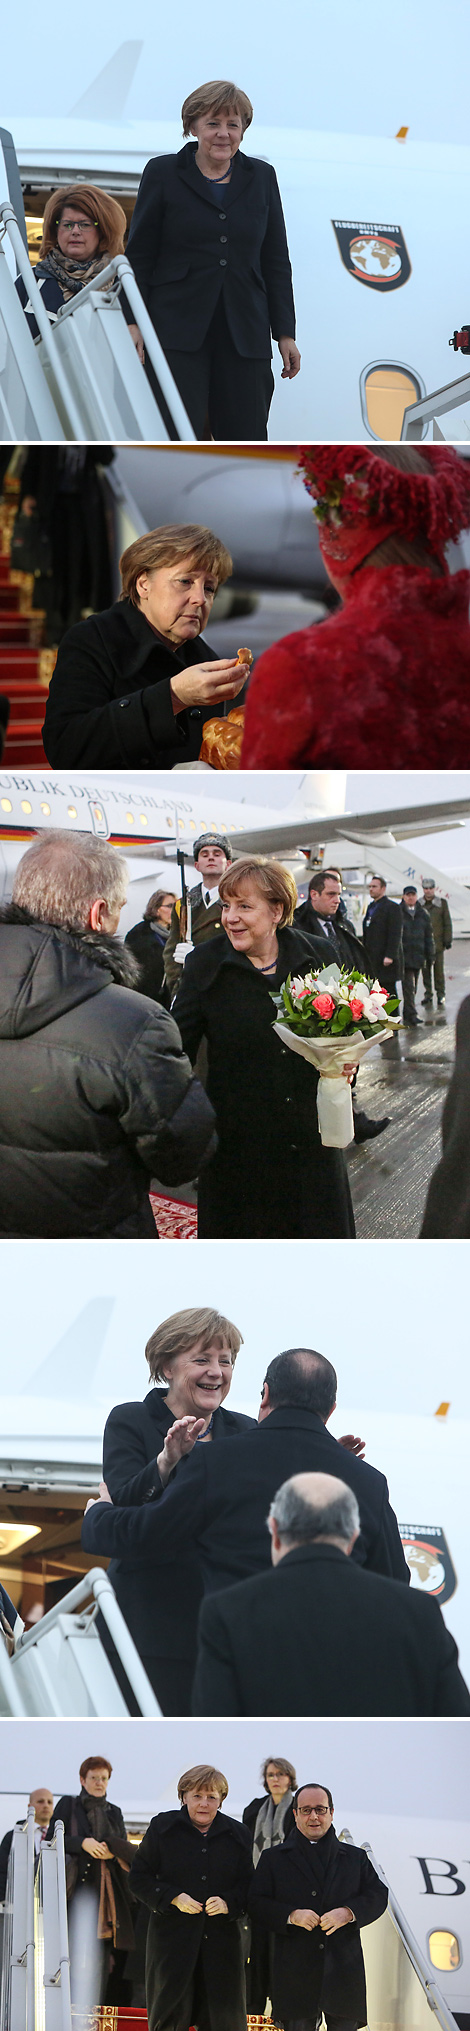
[0,550,55,766]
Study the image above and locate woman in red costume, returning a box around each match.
[241,443,470,768]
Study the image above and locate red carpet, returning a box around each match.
[0,525,55,766]
[149,1193,198,1239]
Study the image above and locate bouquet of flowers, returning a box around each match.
[271,962,400,1147]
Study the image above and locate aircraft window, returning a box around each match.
[67,806,77,819]
[428,1931,461,1971]
[93,807,103,822]
[21,800,32,814]
[189,821,196,829]
[40,802,51,815]
[139,814,148,825]
[178,819,185,830]
[126,813,134,824]
[359,362,427,441]
[1,798,12,812]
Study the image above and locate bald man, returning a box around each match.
[0,1788,54,1900]
[191,1471,470,1717]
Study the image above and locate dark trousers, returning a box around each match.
[422,952,446,1000]
[160,294,274,441]
[403,966,420,1021]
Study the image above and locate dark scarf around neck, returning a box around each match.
[38,247,112,300]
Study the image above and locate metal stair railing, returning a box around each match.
[339,1829,458,2031]
[0,1806,35,2031]
[401,371,470,439]
[0,200,195,441]
[34,1821,72,2031]
[2,1567,161,1717]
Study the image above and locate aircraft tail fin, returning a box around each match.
[22,1297,114,1399]
[70,43,143,120]
[285,771,347,818]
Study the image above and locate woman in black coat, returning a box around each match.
[172,858,356,1239]
[129,1765,253,2031]
[124,890,175,1007]
[42,522,246,769]
[47,1755,135,2010]
[243,1756,296,2013]
[16,444,114,646]
[102,1305,256,1713]
[125,78,300,440]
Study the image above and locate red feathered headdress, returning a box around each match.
[298,445,470,588]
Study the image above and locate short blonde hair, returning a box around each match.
[181,81,253,136]
[219,856,297,928]
[120,525,233,607]
[177,1765,228,1802]
[146,1306,243,1383]
[12,830,128,931]
[41,184,126,259]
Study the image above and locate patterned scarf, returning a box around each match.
[37,248,112,301]
[253,1789,294,1867]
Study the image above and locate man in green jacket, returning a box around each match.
[421,880,453,1008]
[164,834,232,1000]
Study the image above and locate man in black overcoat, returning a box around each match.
[192,1471,470,1716]
[421,993,470,1234]
[362,877,403,996]
[249,1782,388,2030]
[129,1767,253,2031]
[295,870,391,1142]
[400,887,435,1025]
[82,1349,409,1668]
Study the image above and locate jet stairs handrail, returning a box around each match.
[0,200,195,441]
[35,1819,72,2031]
[401,370,470,438]
[0,1808,36,2031]
[340,1829,458,2031]
[1,1567,161,1718]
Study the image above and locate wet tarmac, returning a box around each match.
[346,938,470,1238]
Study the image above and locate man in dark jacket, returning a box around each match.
[192,1472,470,1716]
[401,887,435,1025]
[82,1348,409,1649]
[0,1787,54,1902]
[296,870,391,1143]
[421,879,453,1007]
[362,876,403,996]
[0,829,215,1238]
[421,993,470,1235]
[124,889,174,1006]
[164,834,232,998]
[42,522,246,768]
[249,1782,388,2030]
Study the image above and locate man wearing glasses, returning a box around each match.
[249,1782,387,2031]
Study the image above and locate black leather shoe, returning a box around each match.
[353,1112,392,1143]
[421,995,433,1005]
[403,1016,423,1026]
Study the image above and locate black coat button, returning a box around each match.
[219,212,226,219]
[220,259,227,267]
[220,235,227,244]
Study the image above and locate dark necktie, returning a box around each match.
[205,891,211,906]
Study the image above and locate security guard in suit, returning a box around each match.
[164,833,232,999]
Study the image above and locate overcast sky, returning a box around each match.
[3,0,470,137]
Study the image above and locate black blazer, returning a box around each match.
[42,599,219,769]
[172,926,355,1238]
[102,1391,255,1662]
[294,899,366,972]
[421,992,470,1235]
[363,895,403,982]
[249,1826,387,2025]
[126,143,295,358]
[83,1403,409,1600]
[192,1541,470,1716]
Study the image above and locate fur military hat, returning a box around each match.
[193,834,232,863]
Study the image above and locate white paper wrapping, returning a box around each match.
[274,1018,399,1147]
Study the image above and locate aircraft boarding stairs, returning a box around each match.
[339,1830,458,2031]
[401,375,470,440]
[0,1819,459,2031]
[0,1809,71,2031]
[0,1569,161,1718]
[0,201,195,443]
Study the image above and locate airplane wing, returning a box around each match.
[224,796,470,856]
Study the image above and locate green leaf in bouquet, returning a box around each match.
[331,1005,354,1033]
[384,995,399,1014]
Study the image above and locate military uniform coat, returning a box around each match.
[171,925,356,1238]
[164,882,225,999]
[423,896,453,951]
[249,1826,388,2025]
[129,1806,253,2031]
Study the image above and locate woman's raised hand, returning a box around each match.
[171,1892,203,1913]
[170,660,247,713]
[157,1416,206,1486]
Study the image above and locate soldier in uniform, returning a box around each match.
[164,834,232,1000]
[421,879,453,1008]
